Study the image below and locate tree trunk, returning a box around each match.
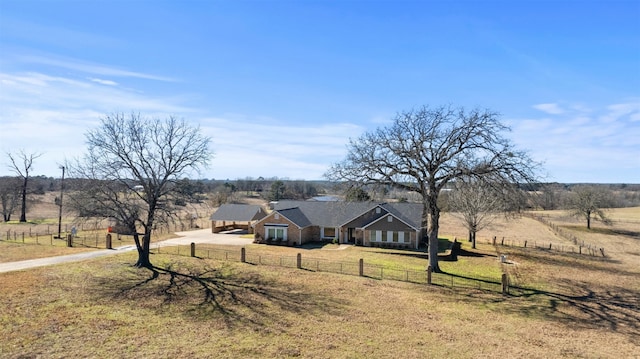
[427,209,441,273]
[472,231,477,249]
[135,232,153,268]
[586,212,591,229]
[19,178,27,222]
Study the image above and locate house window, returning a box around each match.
[369,231,405,244]
[266,225,287,240]
[322,227,336,238]
[376,208,381,214]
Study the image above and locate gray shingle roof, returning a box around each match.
[272,201,423,229]
[210,204,266,221]
[276,207,312,228]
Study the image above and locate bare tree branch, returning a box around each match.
[326,105,541,272]
[6,150,42,222]
[67,113,213,268]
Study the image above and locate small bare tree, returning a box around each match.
[0,177,21,222]
[7,150,42,222]
[68,113,212,268]
[568,185,612,229]
[447,179,520,249]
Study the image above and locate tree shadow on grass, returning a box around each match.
[501,247,634,277]
[379,247,497,262]
[460,279,640,342]
[93,261,343,330]
[512,281,640,339]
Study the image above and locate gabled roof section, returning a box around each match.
[379,203,423,229]
[210,204,267,221]
[275,207,312,228]
[361,204,421,231]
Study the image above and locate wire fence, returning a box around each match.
[0,218,212,248]
[478,235,605,257]
[154,245,505,293]
[520,213,605,256]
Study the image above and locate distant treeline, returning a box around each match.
[1,176,639,214]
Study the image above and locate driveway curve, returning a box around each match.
[0,228,252,273]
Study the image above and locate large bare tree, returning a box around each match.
[68,113,212,268]
[327,105,539,272]
[7,150,42,222]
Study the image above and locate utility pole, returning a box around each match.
[56,166,65,239]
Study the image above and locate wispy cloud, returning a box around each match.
[0,69,364,180]
[89,78,118,86]
[0,70,193,177]
[201,116,363,180]
[509,100,640,182]
[533,103,565,115]
[17,54,175,82]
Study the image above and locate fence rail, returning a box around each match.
[157,244,505,293]
[0,219,211,242]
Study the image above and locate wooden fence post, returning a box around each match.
[501,273,509,294]
[191,242,196,257]
[492,236,496,245]
[67,234,73,247]
[359,258,364,277]
[297,253,302,269]
[241,247,246,263]
[106,234,112,249]
[427,266,432,285]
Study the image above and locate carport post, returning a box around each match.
[191,242,196,257]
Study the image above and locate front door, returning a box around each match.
[348,228,355,244]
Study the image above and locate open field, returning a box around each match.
[0,207,638,357]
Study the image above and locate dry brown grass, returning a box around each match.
[1,248,637,358]
[0,205,638,358]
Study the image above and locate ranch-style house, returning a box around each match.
[250,200,424,248]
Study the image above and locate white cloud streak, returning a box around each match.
[509,100,640,183]
[532,103,565,115]
[0,69,364,180]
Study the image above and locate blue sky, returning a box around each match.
[1,0,638,183]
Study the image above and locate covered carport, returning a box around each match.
[210,204,267,234]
